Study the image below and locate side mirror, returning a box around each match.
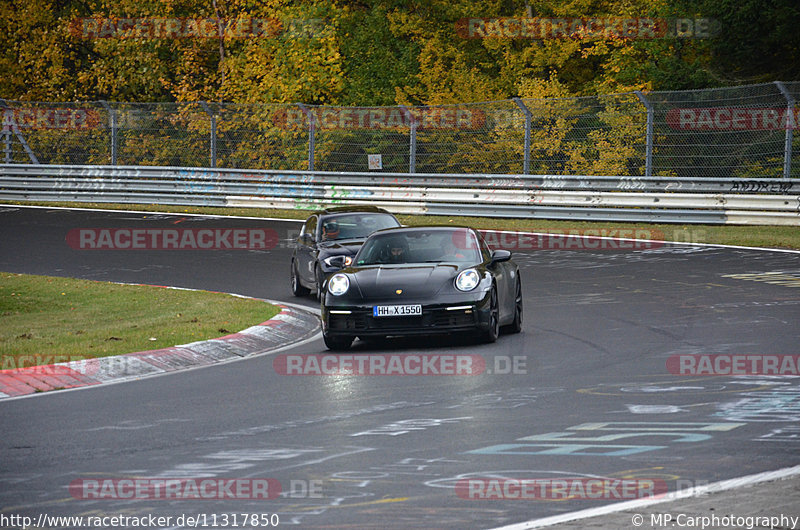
[490,249,512,264]
[301,233,315,245]
[327,256,347,269]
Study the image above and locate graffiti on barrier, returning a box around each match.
[729,180,794,194]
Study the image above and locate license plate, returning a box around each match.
[373,305,422,317]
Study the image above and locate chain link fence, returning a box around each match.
[2,82,798,178]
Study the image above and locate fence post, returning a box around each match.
[634,91,654,177]
[0,101,11,163]
[199,102,217,168]
[513,98,532,174]
[400,106,417,173]
[99,100,118,165]
[296,103,315,171]
[775,81,794,179]
[2,111,9,163]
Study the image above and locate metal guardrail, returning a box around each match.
[1,164,798,225]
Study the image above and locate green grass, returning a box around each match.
[0,272,280,369]
[3,201,800,250]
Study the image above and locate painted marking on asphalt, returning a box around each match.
[578,379,778,396]
[297,496,410,510]
[468,422,744,457]
[723,271,800,287]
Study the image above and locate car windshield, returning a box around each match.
[355,229,482,265]
[319,213,399,241]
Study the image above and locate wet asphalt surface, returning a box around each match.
[1,206,798,529]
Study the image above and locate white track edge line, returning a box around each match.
[490,464,800,530]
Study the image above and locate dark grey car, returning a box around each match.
[290,206,401,298]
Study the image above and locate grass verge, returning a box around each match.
[0,272,280,369]
[3,201,800,250]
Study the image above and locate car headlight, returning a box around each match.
[323,256,352,267]
[328,273,350,296]
[455,269,480,292]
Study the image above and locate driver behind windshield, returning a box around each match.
[387,238,408,263]
[321,220,340,240]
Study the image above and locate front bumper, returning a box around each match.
[322,291,493,338]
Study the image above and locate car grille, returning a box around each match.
[371,316,423,329]
[432,312,476,327]
[329,314,368,331]
[328,308,476,332]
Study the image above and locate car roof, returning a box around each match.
[314,206,394,216]
[368,225,476,236]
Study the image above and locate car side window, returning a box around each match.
[304,216,317,242]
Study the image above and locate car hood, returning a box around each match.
[350,264,461,298]
[318,240,364,257]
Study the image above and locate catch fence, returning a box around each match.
[3,82,799,178]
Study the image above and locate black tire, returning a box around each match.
[323,333,353,351]
[502,278,523,334]
[481,286,500,343]
[291,260,310,296]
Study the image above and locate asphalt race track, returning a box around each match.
[1,206,799,529]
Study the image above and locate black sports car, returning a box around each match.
[321,226,522,350]
[291,206,401,298]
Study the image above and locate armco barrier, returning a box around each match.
[0,164,798,225]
